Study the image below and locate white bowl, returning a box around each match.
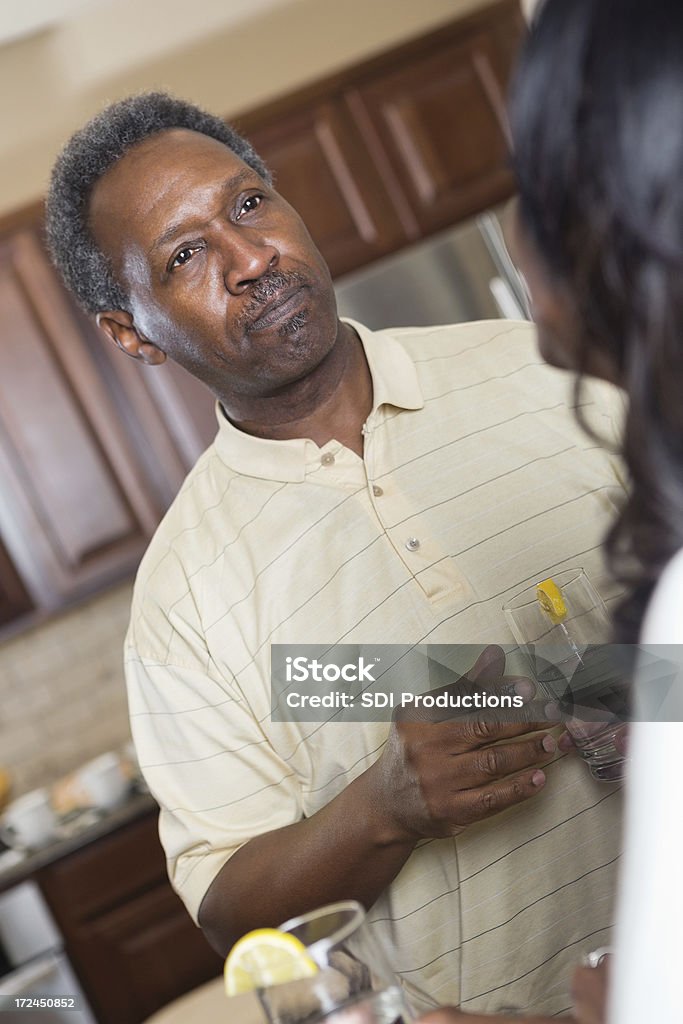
[1,788,57,848]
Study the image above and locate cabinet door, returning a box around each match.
[79,313,219,511]
[0,536,32,625]
[65,884,221,1024]
[346,3,521,235]
[39,811,221,1024]
[243,101,412,278]
[0,229,161,610]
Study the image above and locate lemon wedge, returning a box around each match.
[536,578,567,625]
[224,928,318,996]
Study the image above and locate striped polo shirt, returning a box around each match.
[125,319,625,1015]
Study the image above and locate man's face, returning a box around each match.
[88,129,339,401]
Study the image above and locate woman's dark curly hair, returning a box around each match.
[45,91,271,315]
[509,0,683,643]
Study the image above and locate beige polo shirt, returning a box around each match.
[125,319,625,1015]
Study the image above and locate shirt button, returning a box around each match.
[405,537,421,552]
[372,484,384,497]
[321,452,335,466]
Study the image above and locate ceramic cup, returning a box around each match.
[78,752,129,811]
[1,788,57,849]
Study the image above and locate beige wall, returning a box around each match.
[0,583,133,797]
[0,0,497,217]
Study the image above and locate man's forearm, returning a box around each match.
[198,655,555,955]
[198,763,416,956]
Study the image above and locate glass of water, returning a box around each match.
[503,567,628,782]
[256,901,414,1023]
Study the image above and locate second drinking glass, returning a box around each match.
[503,567,627,782]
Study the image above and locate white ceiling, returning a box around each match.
[0,0,292,50]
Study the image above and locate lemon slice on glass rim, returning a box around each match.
[224,928,318,996]
[536,577,568,625]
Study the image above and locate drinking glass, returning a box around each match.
[502,568,628,782]
[256,901,414,1023]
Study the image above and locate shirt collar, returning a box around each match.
[212,318,424,482]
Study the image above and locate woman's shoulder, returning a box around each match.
[638,549,683,722]
[641,547,683,643]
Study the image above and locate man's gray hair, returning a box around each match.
[45,91,271,314]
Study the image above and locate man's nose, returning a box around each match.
[222,229,279,294]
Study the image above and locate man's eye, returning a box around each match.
[238,195,262,218]
[170,245,201,270]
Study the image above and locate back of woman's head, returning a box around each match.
[510,0,683,641]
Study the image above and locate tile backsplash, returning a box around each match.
[0,582,134,798]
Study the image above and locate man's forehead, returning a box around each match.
[97,128,249,197]
[88,128,253,250]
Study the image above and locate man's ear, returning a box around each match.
[95,310,167,366]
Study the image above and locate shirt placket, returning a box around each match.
[362,411,472,605]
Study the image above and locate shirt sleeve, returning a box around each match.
[125,638,304,925]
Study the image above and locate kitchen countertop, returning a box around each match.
[0,789,158,892]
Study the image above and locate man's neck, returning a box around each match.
[221,322,373,457]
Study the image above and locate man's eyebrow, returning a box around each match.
[148,169,258,256]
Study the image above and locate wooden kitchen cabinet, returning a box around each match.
[244,100,410,279]
[0,537,33,625]
[38,809,222,1024]
[238,0,522,276]
[76,311,219,513]
[345,1,521,236]
[0,226,159,611]
[0,216,216,628]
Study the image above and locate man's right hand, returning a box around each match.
[199,645,557,953]
[368,645,557,841]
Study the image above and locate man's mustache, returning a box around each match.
[238,270,308,328]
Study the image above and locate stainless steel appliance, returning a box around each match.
[0,881,96,1023]
[334,205,530,327]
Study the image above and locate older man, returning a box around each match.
[46,93,624,1016]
